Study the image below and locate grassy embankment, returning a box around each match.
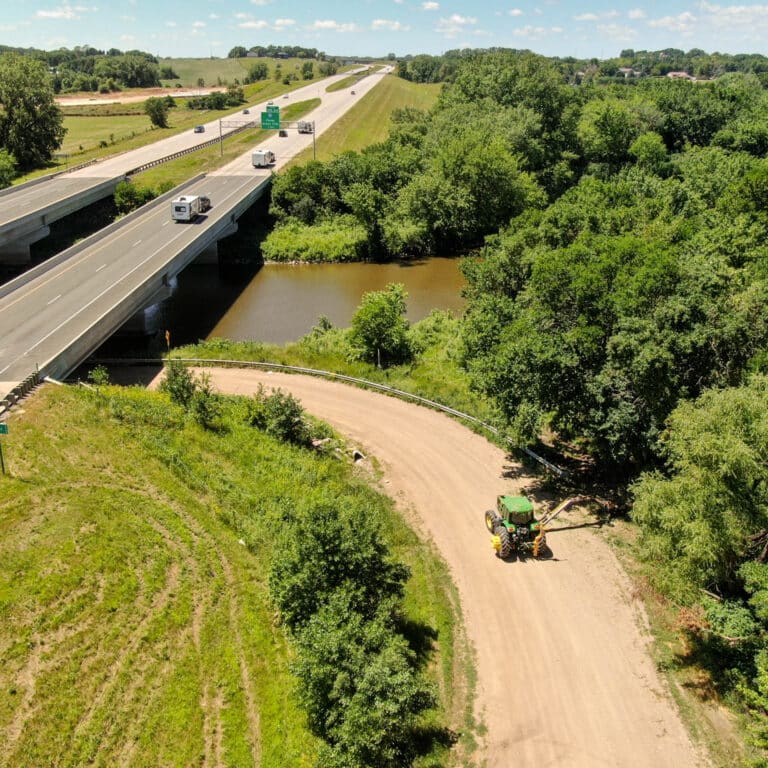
[0,382,472,767]
[292,75,441,165]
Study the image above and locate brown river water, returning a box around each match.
[151,257,466,347]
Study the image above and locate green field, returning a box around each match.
[291,76,442,165]
[0,381,468,767]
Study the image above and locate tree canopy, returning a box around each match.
[0,52,65,170]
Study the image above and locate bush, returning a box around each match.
[247,385,310,446]
[160,360,197,408]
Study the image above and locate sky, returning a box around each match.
[3,1,768,60]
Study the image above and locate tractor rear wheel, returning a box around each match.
[485,510,501,532]
[494,525,512,558]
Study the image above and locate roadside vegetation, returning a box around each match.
[0,372,469,767]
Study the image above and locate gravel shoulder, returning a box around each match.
[179,367,706,768]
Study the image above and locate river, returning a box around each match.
[151,257,466,347]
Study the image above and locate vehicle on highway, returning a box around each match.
[351,90,356,95]
[279,129,288,137]
[242,108,250,114]
[193,125,205,133]
[252,149,275,168]
[298,121,313,134]
[267,100,274,105]
[283,94,289,98]
[171,194,211,222]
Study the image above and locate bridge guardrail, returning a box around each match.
[0,174,206,302]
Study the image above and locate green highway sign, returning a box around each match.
[261,112,280,129]
[0,424,7,435]
[266,105,279,114]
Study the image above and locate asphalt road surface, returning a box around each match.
[177,368,706,768]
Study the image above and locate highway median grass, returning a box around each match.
[0,380,470,767]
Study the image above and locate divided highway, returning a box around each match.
[0,67,391,401]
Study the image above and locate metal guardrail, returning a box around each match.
[160,357,568,478]
[127,120,258,176]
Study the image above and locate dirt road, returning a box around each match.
[190,368,705,768]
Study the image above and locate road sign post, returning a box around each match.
[0,423,7,475]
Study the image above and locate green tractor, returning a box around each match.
[485,494,607,560]
[485,495,547,559]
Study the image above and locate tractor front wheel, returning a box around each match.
[494,525,512,559]
[485,510,501,532]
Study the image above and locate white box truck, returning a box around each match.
[297,121,313,134]
[171,194,211,222]
[252,149,275,168]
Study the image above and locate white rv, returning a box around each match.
[252,149,276,168]
[171,194,211,222]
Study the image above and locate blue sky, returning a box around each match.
[4,1,768,59]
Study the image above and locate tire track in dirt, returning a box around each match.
[194,368,708,768]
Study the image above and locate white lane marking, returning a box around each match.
[133,240,142,247]
[96,264,106,272]
[47,294,61,306]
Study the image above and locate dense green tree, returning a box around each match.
[0,149,16,188]
[269,502,409,631]
[632,376,768,596]
[228,46,247,58]
[301,61,314,80]
[245,61,268,82]
[0,52,65,169]
[348,283,413,366]
[144,96,168,128]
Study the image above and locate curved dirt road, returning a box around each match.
[195,368,704,768]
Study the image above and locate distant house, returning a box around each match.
[618,67,643,78]
[666,71,695,80]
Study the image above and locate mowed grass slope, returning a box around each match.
[291,75,442,165]
[0,383,465,767]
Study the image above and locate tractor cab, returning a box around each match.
[497,495,534,525]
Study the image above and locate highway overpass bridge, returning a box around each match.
[0,65,392,410]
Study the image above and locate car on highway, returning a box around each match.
[279,129,288,137]
[242,108,250,114]
[193,125,205,133]
[283,94,289,98]
[267,100,274,105]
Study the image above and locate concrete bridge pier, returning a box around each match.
[119,275,178,335]
[194,221,238,265]
[0,226,50,265]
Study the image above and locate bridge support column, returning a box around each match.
[194,221,239,265]
[0,226,50,265]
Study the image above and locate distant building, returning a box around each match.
[618,67,643,78]
[666,71,695,80]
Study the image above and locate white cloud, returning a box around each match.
[239,19,269,29]
[596,23,637,41]
[234,12,251,20]
[120,34,136,44]
[274,18,296,28]
[209,13,220,20]
[192,21,206,28]
[120,15,135,22]
[648,11,697,32]
[308,19,358,31]
[372,18,411,30]
[36,6,77,19]
[250,0,271,4]
[628,8,646,19]
[574,10,619,21]
[508,8,524,16]
[165,20,177,27]
[700,3,768,27]
[436,13,477,36]
[422,1,439,9]
[512,24,563,38]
